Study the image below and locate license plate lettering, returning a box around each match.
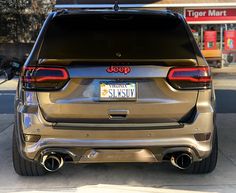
[100,82,137,100]
[109,88,135,98]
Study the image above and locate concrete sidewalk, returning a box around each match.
[0,114,236,193]
[211,65,236,74]
[0,78,18,91]
[211,66,236,90]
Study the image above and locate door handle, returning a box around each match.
[108,109,129,120]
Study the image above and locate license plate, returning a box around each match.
[100,82,137,100]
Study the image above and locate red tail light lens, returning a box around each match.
[167,67,211,90]
[22,67,69,91]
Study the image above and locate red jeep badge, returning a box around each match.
[106,66,131,75]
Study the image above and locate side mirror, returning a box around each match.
[0,70,8,84]
[0,60,22,82]
[11,61,22,75]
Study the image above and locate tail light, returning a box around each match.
[167,67,211,90]
[22,67,69,91]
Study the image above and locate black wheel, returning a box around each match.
[12,125,47,176]
[227,54,234,64]
[187,129,218,174]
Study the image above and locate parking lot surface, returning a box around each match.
[0,114,236,193]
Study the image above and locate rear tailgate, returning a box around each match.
[36,11,199,124]
[36,62,198,123]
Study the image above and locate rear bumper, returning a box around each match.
[15,102,215,163]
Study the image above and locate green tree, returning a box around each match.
[0,0,55,43]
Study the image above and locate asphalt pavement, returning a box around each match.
[1,68,236,193]
[1,114,236,193]
[0,91,15,114]
[0,78,17,114]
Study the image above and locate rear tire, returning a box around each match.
[187,129,218,174]
[12,125,47,176]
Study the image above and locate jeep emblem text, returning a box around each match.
[106,66,131,75]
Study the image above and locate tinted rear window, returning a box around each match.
[39,12,195,60]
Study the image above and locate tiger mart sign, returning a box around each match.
[185,8,236,23]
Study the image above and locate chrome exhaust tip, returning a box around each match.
[41,153,64,172]
[171,153,193,170]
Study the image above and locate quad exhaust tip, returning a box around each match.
[41,153,64,172]
[41,151,193,171]
[171,153,193,170]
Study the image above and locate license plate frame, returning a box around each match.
[99,81,137,101]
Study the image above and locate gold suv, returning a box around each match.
[9,8,217,176]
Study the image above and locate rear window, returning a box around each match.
[39,12,196,60]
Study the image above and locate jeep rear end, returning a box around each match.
[13,9,217,176]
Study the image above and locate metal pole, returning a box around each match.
[220,24,223,50]
[201,25,204,50]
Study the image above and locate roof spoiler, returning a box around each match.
[54,3,164,10]
[55,1,236,10]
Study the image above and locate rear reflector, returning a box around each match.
[194,133,211,141]
[167,67,211,90]
[22,67,69,91]
[24,134,41,142]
